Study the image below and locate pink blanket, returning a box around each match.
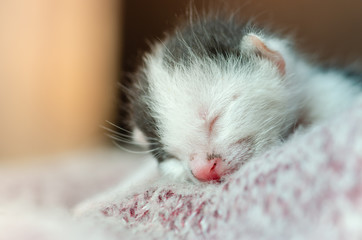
[1,99,362,240]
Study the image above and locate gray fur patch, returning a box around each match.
[163,16,253,68]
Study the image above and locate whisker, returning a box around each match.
[112,141,160,154]
[102,126,158,145]
[105,121,134,135]
[104,120,159,142]
[106,133,153,146]
[101,125,132,139]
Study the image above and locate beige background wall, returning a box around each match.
[0,0,121,162]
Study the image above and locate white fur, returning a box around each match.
[159,158,191,182]
[133,127,149,146]
[302,69,361,123]
[139,33,361,181]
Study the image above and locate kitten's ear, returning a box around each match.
[242,34,286,75]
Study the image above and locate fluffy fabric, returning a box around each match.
[1,100,362,240]
[0,149,146,207]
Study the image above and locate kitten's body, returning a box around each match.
[125,15,361,183]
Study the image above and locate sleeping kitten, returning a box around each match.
[120,14,361,183]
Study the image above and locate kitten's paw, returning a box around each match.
[159,158,190,182]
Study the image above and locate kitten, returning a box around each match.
[121,15,361,183]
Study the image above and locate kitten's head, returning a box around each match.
[132,28,297,182]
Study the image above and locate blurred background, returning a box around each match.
[0,0,361,164]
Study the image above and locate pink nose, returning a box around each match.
[190,157,223,182]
